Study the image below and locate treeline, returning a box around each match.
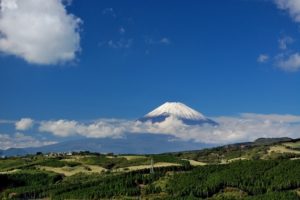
[174,145,271,163]
[0,170,63,192]
[0,156,79,171]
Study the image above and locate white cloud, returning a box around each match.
[15,118,34,131]
[39,119,125,138]
[39,120,78,137]
[274,0,300,22]
[0,132,57,150]
[277,53,300,71]
[279,36,294,50]
[38,113,300,145]
[257,54,269,63]
[0,0,81,65]
[80,120,126,138]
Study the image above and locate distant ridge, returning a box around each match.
[0,133,214,156]
[253,137,293,145]
[1,137,298,157]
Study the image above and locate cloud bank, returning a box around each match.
[0,0,81,65]
[0,133,56,150]
[39,119,127,138]
[38,113,300,145]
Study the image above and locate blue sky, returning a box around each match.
[1,0,300,149]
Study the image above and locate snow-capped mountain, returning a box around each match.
[139,102,218,126]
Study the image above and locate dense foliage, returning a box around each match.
[174,145,270,163]
[0,159,299,199]
[0,165,189,199]
[166,159,300,199]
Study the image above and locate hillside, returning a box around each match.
[0,138,300,199]
[172,137,300,164]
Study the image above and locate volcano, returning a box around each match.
[139,102,218,126]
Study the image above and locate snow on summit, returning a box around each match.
[139,102,218,126]
[145,102,205,120]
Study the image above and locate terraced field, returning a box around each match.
[283,141,300,149]
[268,145,300,155]
[37,165,106,176]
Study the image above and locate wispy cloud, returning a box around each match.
[145,37,171,45]
[107,38,133,49]
[119,27,126,34]
[100,8,170,54]
[0,0,82,65]
[102,8,117,18]
[0,119,15,124]
[257,54,269,63]
[278,36,294,50]
[160,37,171,45]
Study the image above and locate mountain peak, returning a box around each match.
[139,102,218,126]
[145,102,205,120]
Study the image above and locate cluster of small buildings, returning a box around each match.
[43,151,73,157]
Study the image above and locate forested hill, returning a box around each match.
[0,137,300,199]
[171,137,300,164]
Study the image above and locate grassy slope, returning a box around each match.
[174,138,300,164]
